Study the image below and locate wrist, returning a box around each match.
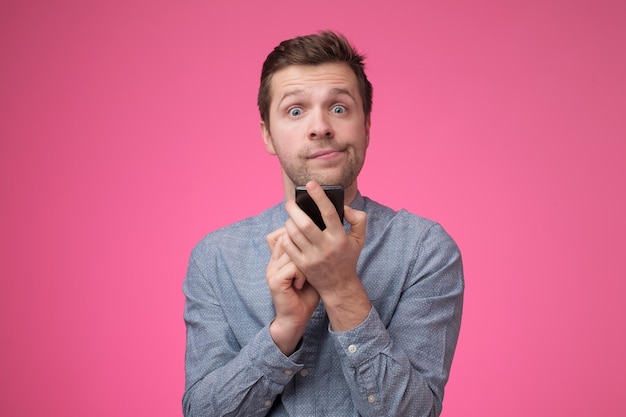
[269,319,305,356]
[317,273,366,306]
[321,281,371,332]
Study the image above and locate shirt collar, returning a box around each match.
[349,191,365,211]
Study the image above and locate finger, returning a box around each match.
[267,253,299,289]
[267,227,287,252]
[305,181,343,231]
[344,206,367,243]
[284,217,310,252]
[280,224,309,269]
[285,199,320,236]
[269,234,290,264]
[292,269,306,290]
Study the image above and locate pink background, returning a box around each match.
[1,0,624,415]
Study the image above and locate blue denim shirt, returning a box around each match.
[183,193,464,417]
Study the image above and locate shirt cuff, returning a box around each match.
[245,324,305,386]
[329,307,392,368]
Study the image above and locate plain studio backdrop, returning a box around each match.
[1,1,624,416]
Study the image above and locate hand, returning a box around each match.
[281,181,371,331]
[266,228,320,354]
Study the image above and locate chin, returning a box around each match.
[311,177,344,187]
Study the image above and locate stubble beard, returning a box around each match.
[280,145,366,189]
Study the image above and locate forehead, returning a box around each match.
[269,63,361,105]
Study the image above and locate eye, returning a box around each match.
[332,105,346,114]
[288,107,303,117]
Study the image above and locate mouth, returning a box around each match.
[307,149,344,159]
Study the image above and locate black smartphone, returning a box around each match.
[295,185,344,230]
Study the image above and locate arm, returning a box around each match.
[265,228,320,356]
[330,226,463,417]
[182,252,305,417]
[281,182,464,416]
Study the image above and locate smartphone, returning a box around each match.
[295,185,344,230]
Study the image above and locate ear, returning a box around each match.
[260,120,276,155]
[364,114,371,148]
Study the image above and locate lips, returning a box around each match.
[308,149,343,159]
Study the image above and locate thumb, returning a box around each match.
[344,206,367,243]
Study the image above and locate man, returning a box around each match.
[183,31,464,417]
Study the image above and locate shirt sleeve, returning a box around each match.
[330,222,464,417]
[182,252,304,417]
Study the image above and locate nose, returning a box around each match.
[308,110,334,140]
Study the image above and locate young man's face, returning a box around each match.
[261,62,371,202]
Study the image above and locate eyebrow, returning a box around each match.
[277,89,305,107]
[329,88,357,102]
[277,87,357,108]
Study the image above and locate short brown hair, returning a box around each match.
[258,31,373,128]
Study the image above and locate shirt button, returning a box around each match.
[264,400,272,407]
[283,369,293,376]
[348,344,358,353]
[300,369,309,377]
[368,395,376,403]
